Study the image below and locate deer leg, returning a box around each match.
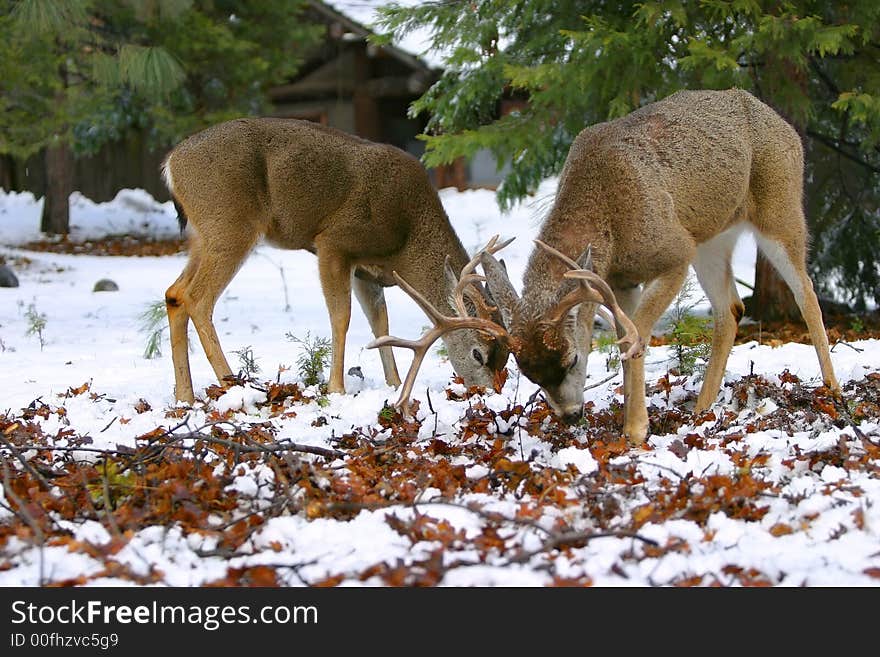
[316,247,352,394]
[352,273,401,387]
[692,232,744,413]
[754,231,839,391]
[184,237,257,395]
[166,251,199,403]
[624,264,691,444]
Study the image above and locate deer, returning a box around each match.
[373,88,840,446]
[160,117,509,404]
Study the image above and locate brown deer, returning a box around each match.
[378,88,840,445]
[161,117,508,404]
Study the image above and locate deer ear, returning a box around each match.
[576,244,594,272]
[443,255,459,292]
[443,255,472,314]
[480,251,518,328]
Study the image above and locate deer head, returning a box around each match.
[480,239,643,423]
[367,236,520,415]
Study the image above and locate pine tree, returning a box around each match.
[376,0,880,318]
[1,0,186,234]
[0,0,322,234]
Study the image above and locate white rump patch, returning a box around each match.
[161,154,174,192]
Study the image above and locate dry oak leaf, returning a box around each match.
[769,523,794,537]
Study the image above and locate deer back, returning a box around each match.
[166,118,435,259]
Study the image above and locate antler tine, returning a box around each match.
[367,269,514,418]
[534,238,582,270]
[595,306,616,330]
[464,286,499,320]
[535,238,643,361]
[486,234,516,255]
[391,270,448,326]
[367,324,448,418]
[564,269,643,360]
[534,237,602,321]
[451,272,488,318]
[451,235,515,318]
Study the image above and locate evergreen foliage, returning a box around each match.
[376,1,880,308]
[287,331,332,389]
[0,0,323,230]
[138,299,167,360]
[1,0,322,155]
[663,274,712,376]
[593,328,621,373]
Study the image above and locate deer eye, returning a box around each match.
[568,354,579,371]
[472,348,484,365]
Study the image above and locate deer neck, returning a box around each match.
[522,218,610,314]
[393,210,469,316]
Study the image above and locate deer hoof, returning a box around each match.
[624,423,648,446]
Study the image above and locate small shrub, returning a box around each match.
[663,275,712,376]
[286,331,331,387]
[138,299,167,359]
[593,329,621,372]
[233,345,261,378]
[669,313,712,374]
[24,302,47,351]
[429,325,448,358]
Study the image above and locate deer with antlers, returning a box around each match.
[377,89,839,445]
[161,117,508,403]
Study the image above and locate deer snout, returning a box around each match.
[542,393,585,425]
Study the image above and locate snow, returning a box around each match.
[328,0,449,69]
[1,179,879,588]
[553,446,598,474]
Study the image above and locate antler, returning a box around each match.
[368,236,516,417]
[448,234,515,320]
[534,239,644,361]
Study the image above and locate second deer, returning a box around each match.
[378,88,840,445]
[162,117,508,403]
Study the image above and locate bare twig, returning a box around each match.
[735,276,754,291]
[0,433,52,491]
[506,529,659,565]
[831,338,864,353]
[99,416,118,433]
[413,499,554,536]
[187,434,345,460]
[831,395,869,443]
[5,431,344,463]
[1,459,46,585]
[583,371,619,392]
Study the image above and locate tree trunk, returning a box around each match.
[750,251,800,322]
[0,154,16,191]
[40,141,73,235]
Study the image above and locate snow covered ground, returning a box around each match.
[1,181,878,587]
